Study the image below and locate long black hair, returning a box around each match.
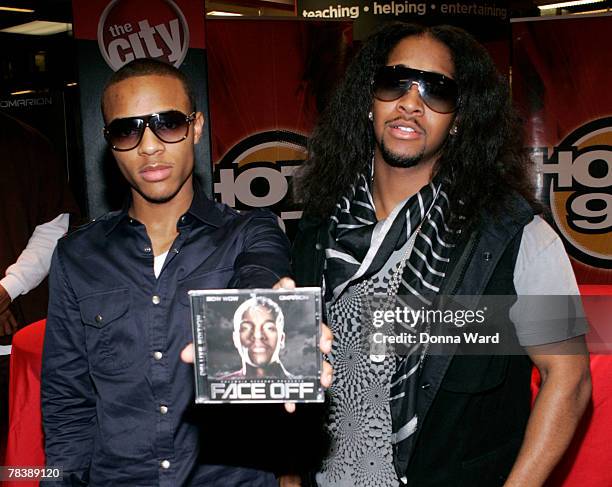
[294,22,535,230]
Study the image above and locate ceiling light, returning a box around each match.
[11,90,35,95]
[538,0,605,9]
[207,11,243,16]
[66,82,78,87]
[1,21,72,35]
[0,6,35,13]
[570,8,611,13]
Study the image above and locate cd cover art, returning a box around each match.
[189,287,323,404]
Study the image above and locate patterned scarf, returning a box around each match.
[323,170,455,479]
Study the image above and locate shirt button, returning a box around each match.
[95,314,103,323]
[160,405,168,415]
[152,295,161,305]
[144,246,152,253]
[180,215,186,223]
[153,351,163,360]
[172,248,179,254]
[160,460,170,469]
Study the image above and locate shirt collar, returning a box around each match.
[187,183,225,227]
[103,182,224,236]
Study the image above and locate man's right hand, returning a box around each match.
[279,474,301,486]
[0,284,18,336]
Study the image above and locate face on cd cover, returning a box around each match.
[190,288,323,403]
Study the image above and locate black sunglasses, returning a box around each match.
[104,110,196,151]
[372,65,459,114]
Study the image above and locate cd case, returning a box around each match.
[189,287,324,404]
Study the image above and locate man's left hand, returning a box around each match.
[273,277,333,413]
[0,283,10,313]
[0,284,17,336]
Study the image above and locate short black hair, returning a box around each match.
[101,58,196,120]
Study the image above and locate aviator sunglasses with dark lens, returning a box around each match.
[104,110,196,151]
[372,65,459,114]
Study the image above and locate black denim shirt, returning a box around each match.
[42,189,290,486]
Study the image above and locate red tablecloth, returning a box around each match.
[534,285,612,487]
[533,354,612,487]
[4,319,46,487]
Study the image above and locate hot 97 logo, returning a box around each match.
[540,117,612,269]
[214,131,307,236]
[97,0,189,71]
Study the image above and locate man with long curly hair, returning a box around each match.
[292,23,591,487]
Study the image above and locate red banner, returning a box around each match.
[206,19,352,237]
[71,0,210,218]
[512,15,612,285]
[73,0,204,48]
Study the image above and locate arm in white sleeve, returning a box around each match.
[512,216,580,297]
[510,215,586,347]
[1,213,70,300]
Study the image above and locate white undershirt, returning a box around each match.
[154,251,168,279]
[1,213,70,300]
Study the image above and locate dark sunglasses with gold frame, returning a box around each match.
[103,110,196,151]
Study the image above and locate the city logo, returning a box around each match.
[213,130,307,231]
[97,0,189,71]
[541,117,612,269]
